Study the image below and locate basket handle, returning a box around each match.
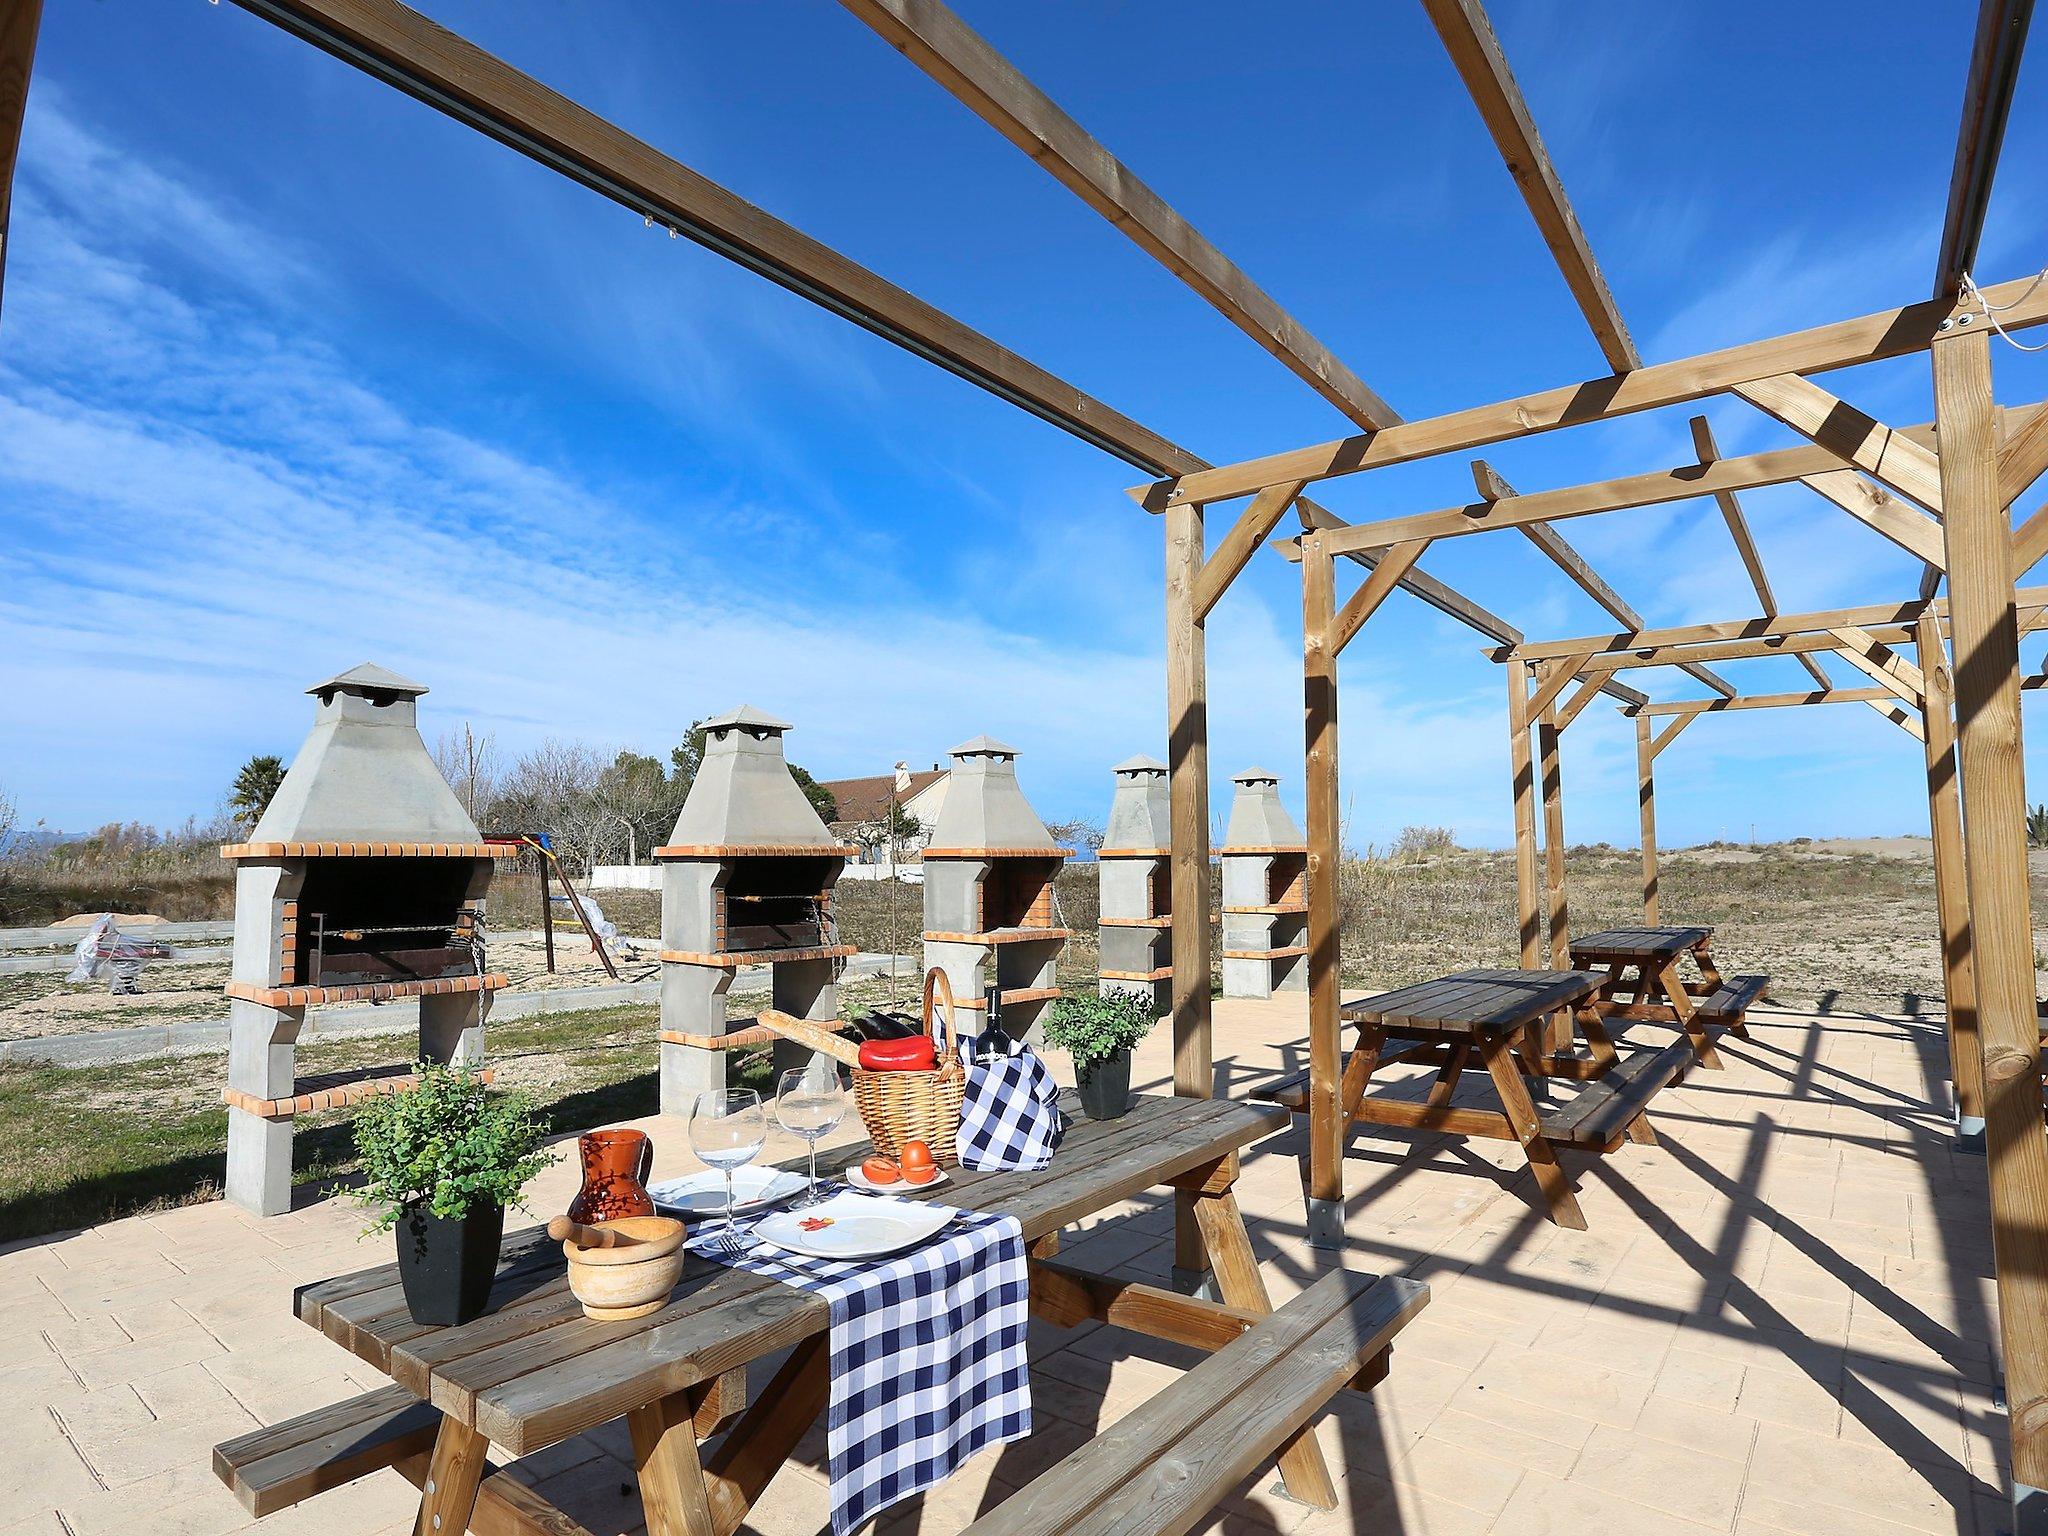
[922,968,958,1055]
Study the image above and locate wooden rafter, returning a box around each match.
[1509,585,2048,661]
[835,0,1397,429]
[1329,540,1430,655]
[1731,374,1946,512]
[1825,625,1927,704]
[2000,401,2048,507]
[2012,495,2048,575]
[1867,697,1927,739]
[1935,0,2036,298]
[1639,687,1900,717]
[1526,652,1596,719]
[1648,714,1696,760]
[1194,481,1307,621]
[1420,0,1637,371]
[1798,469,1947,568]
[0,0,40,324]
[1317,425,1949,558]
[1140,274,2048,509]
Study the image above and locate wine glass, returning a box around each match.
[777,1060,850,1206]
[688,1089,766,1253]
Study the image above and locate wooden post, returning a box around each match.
[1538,682,1570,967]
[1164,500,1216,1289]
[1508,659,1542,966]
[0,0,44,326]
[1932,327,2048,1527]
[1635,711,1660,923]
[1301,532,1344,1248]
[1916,608,1985,1148]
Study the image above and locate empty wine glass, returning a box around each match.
[688,1088,766,1253]
[777,1059,850,1206]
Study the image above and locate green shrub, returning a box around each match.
[349,1062,556,1231]
[1044,988,1156,1070]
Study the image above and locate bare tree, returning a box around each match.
[433,724,504,825]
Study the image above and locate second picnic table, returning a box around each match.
[1569,925,1769,1069]
[1262,967,1694,1229]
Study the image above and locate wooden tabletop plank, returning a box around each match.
[1568,925,1712,961]
[1343,969,1602,1033]
[298,1093,1285,1458]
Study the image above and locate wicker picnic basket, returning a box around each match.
[756,968,968,1168]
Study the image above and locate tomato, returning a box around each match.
[899,1141,937,1183]
[860,1156,900,1185]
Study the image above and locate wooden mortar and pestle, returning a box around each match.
[548,1214,686,1321]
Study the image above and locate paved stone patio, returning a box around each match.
[0,996,2006,1535]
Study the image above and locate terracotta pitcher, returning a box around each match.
[567,1129,656,1223]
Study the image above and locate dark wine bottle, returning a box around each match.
[979,980,1006,1061]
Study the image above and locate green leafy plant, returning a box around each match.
[2029,804,2048,849]
[349,1062,556,1232]
[1045,988,1157,1070]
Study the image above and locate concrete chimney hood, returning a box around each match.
[663,706,840,851]
[1222,767,1304,850]
[1103,754,1171,852]
[250,663,480,846]
[926,736,1061,852]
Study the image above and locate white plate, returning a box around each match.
[753,1192,956,1260]
[648,1167,807,1216]
[845,1164,950,1194]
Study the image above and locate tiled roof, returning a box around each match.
[821,770,946,826]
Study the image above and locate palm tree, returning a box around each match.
[230,755,287,829]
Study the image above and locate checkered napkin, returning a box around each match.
[955,1045,1067,1171]
[690,1201,1031,1534]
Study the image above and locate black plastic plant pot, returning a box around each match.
[394,1203,506,1326]
[1075,1048,1133,1120]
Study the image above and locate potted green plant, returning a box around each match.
[1045,989,1157,1120]
[350,1062,556,1326]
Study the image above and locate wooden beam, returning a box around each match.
[1732,373,1947,512]
[1795,646,1837,691]
[1865,697,1926,739]
[1935,0,2036,297]
[1797,469,1948,569]
[1915,608,1986,1142]
[1329,539,1430,655]
[1507,582,2048,662]
[1164,500,1213,1283]
[1553,673,1609,730]
[1641,687,1898,716]
[1932,327,2048,1506]
[1999,400,2048,508]
[1649,714,1696,760]
[2013,495,2048,576]
[1508,658,1542,965]
[1301,532,1344,1244]
[1142,273,2048,510]
[1420,0,1637,371]
[0,0,40,325]
[1319,433,1942,557]
[1571,630,1890,671]
[1194,481,1305,621]
[1635,712,1658,923]
[1526,651,1594,719]
[1825,625,1927,704]
[1538,688,1570,967]
[1690,416,1776,610]
[835,0,1398,430]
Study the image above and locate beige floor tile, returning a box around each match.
[1569,1421,1747,1528]
[1489,1469,1724,1536]
[1294,1471,1494,1535]
[1629,1394,1760,1465]
[1458,1347,1653,1429]
[1744,1424,1973,1534]
[1652,1347,1747,1414]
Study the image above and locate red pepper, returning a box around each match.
[859,1037,937,1072]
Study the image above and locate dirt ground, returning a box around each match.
[4,840,2043,1041]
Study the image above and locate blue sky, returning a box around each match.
[3,0,2046,848]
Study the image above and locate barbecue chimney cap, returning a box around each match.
[950,735,1018,760]
[307,662,428,703]
[1234,766,1281,785]
[1113,754,1168,776]
[699,705,792,736]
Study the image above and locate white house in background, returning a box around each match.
[822,761,950,869]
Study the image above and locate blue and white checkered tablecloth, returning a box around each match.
[690,1201,1031,1534]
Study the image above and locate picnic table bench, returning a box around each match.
[215,1092,1428,1536]
[1569,925,1769,1069]
[1259,968,1693,1229]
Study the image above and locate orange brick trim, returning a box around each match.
[948,986,1062,1010]
[657,945,858,968]
[1216,845,1308,856]
[922,928,1074,945]
[1221,903,1310,915]
[1096,848,1170,858]
[919,848,1074,859]
[220,841,517,861]
[1223,946,1310,960]
[1099,967,1174,982]
[1099,916,1171,928]
[658,1017,852,1051]
[224,973,508,1008]
[223,1066,495,1120]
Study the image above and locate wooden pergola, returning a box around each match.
[5,0,2048,1524]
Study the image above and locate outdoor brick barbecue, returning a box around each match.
[1220,768,1308,999]
[922,736,1070,1043]
[220,664,513,1216]
[1096,754,1172,1014]
[654,706,856,1112]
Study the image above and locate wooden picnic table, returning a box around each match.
[1260,968,1693,1230]
[272,1092,1358,1536]
[1569,925,1763,1069]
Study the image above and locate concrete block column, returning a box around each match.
[1219,769,1309,999]
[1098,755,1172,1015]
